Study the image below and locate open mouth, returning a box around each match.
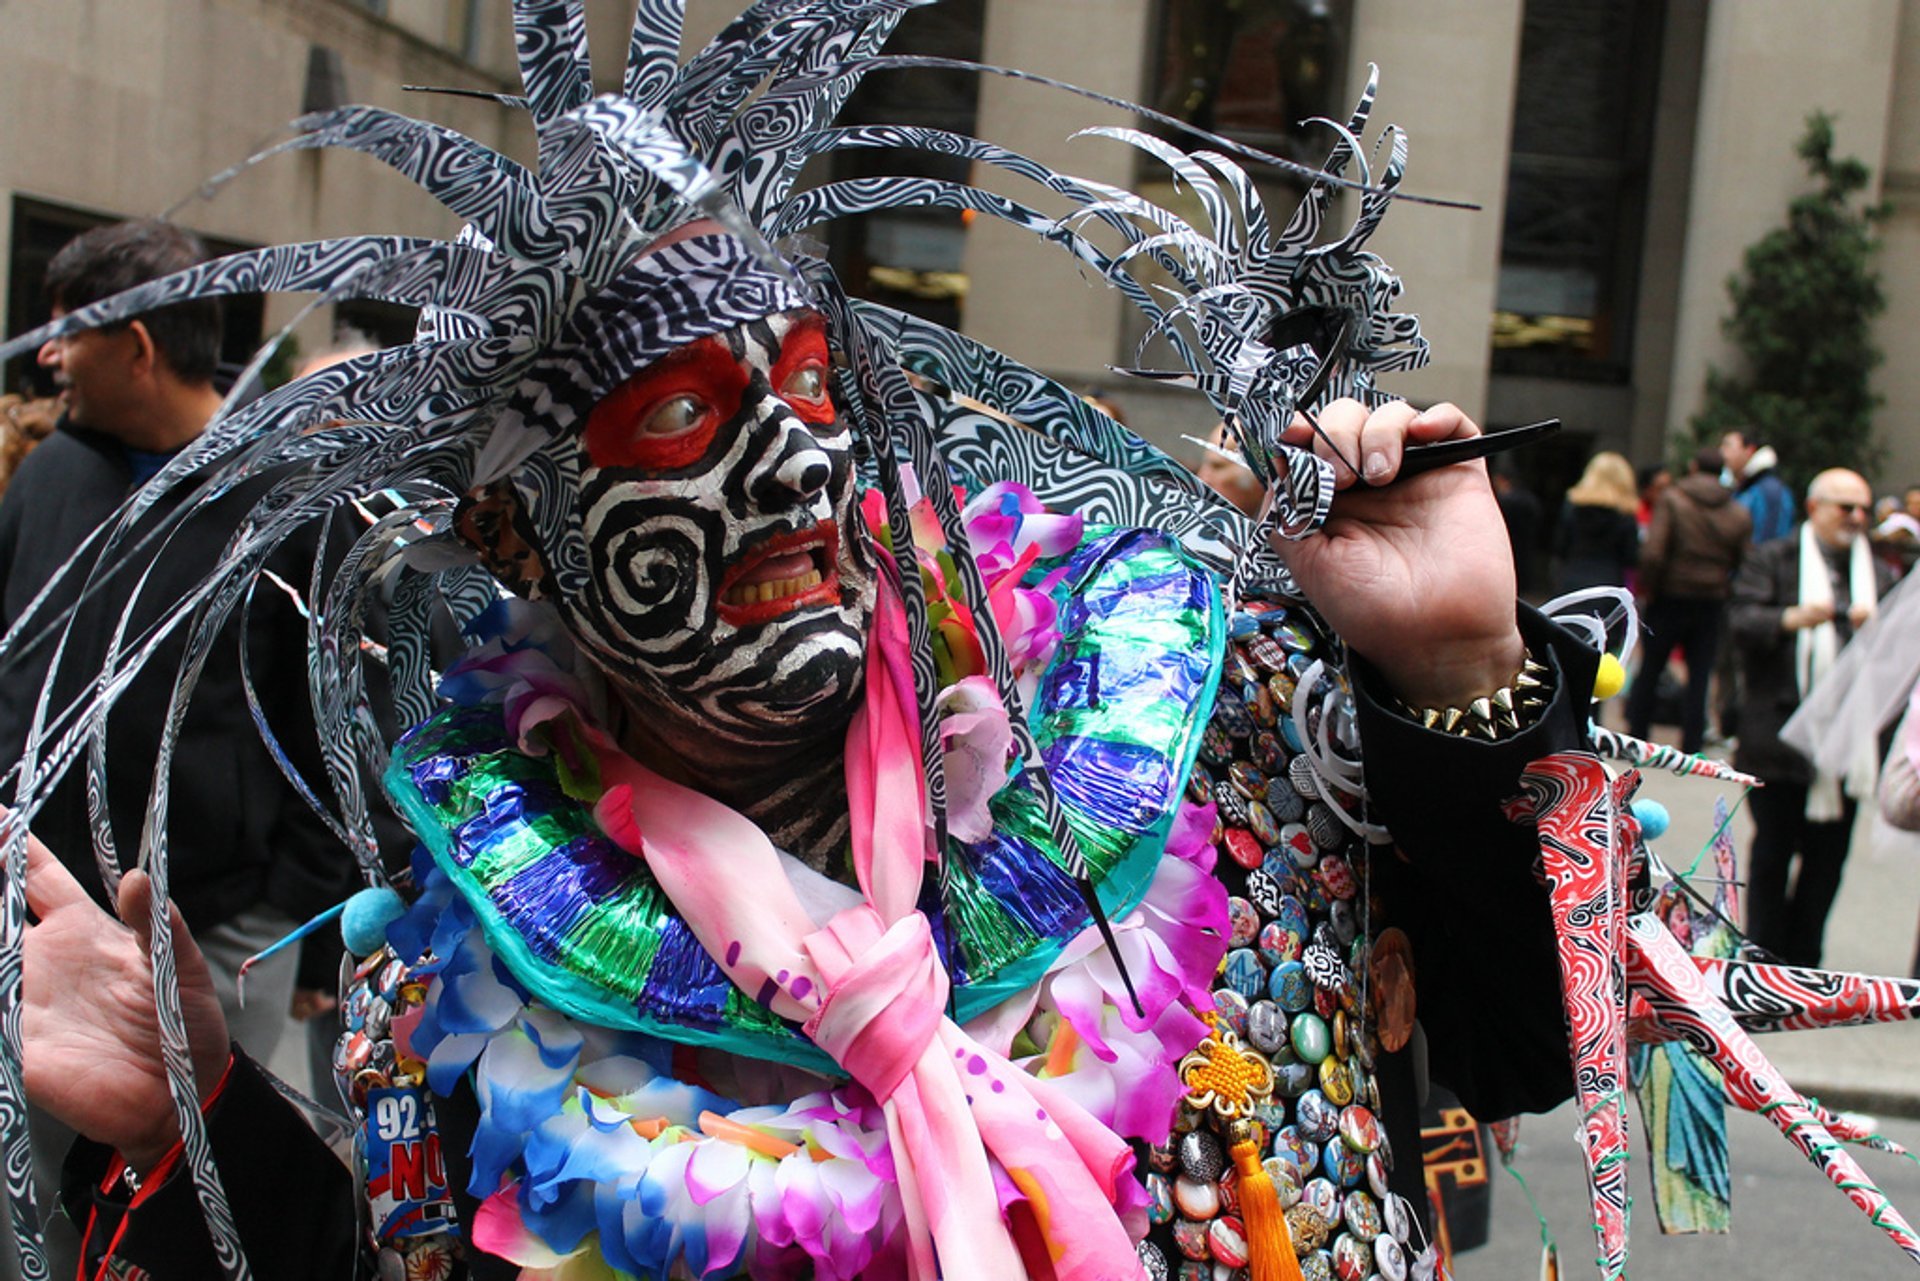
[716,521,841,624]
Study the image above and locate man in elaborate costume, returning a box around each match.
[21,217,1586,1277]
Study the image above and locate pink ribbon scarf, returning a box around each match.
[589,575,1141,1280]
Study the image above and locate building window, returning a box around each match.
[818,0,984,333]
[1150,0,1350,166]
[1492,0,1665,381]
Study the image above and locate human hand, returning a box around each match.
[1783,602,1837,631]
[1273,399,1524,709]
[290,987,338,1021]
[1848,601,1874,629]
[19,822,229,1173]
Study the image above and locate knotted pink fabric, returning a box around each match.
[589,574,1142,1280]
[803,908,946,1103]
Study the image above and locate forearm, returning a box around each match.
[1349,605,1596,1119]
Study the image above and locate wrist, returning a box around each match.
[120,1050,236,1177]
[1389,634,1552,741]
[1375,629,1528,712]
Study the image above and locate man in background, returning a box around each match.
[1627,447,1750,754]
[1730,467,1892,967]
[0,220,352,1264]
[1717,428,1798,741]
[1720,428,1796,544]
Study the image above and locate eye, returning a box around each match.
[780,362,827,406]
[638,394,708,437]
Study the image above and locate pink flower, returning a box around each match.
[1165,798,1219,875]
[963,482,1084,562]
[1021,809,1229,1141]
[934,677,1015,843]
[982,554,1063,675]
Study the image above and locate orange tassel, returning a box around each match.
[1229,1122,1305,1281]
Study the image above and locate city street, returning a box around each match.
[1463,1104,1920,1278]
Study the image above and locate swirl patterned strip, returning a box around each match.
[0,823,46,1280]
[1694,956,1920,1035]
[1522,751,1633,1281]
[926,397,1245,576]
[512,0,593,168]
[0,238,440,369]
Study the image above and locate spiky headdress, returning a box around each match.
[0,2,1424,1272]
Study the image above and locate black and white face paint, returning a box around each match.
[546,309,878,752]
[483,231,881,764]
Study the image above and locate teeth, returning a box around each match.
[723,568,823,607]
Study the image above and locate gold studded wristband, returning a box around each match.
[1395,650,1553,741]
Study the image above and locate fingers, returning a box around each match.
[1357,402,1420,485]
[2,808,93,920]
[1274,400,1483,490]
[117,870,215,992]
[1404,402,1480,442]
[1281,400,1376,489]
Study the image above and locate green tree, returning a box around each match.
[1689,112,1887,490]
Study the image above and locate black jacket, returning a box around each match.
[1554,501,1640,595]
[1729,532,1893,783]
[63,606,1595,1278]
[0,423,352,940]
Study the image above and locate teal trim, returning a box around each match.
[384,748,841,1074]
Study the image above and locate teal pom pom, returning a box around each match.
[1631,798,1670,841]
[341,886,406,956]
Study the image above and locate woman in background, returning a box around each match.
[1556,450,1642,595]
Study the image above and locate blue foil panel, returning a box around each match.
[1040,643,1212,718]
[961,825,1086,942]
[1041,651,1104,713]
[1042,736,1173,838]
[634,918,733,1030]
[447,782,528,867]
[552,834,641,904]
[490,837,643,965]
[490,851,591,963]
[409,756,467,808]
[449,781,552,867]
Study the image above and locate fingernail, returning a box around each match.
[1364,449,1392,482]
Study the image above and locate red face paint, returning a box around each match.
[768,316,835,427]
[582,335,748,472]
[582,315,837,471]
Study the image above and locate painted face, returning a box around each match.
[549,309,878,749]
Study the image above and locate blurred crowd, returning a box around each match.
[1492,428,1920,977]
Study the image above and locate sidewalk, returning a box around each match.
[1634,748,1920,1117]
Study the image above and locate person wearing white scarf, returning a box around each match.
[1729,468,1887,967]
